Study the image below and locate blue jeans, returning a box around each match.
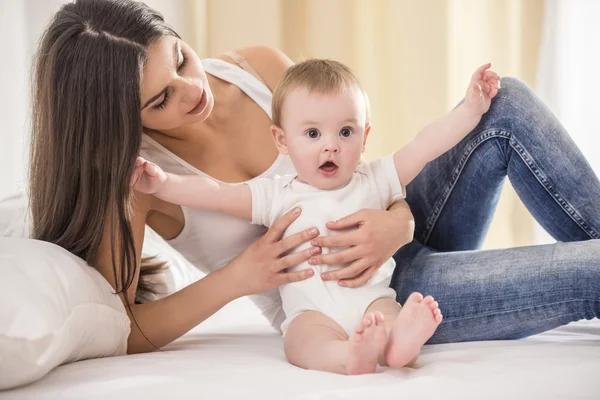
[391,77,600,344]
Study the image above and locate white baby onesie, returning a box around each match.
[247,155,405,336]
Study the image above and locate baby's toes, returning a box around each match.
[406,292,424,304]
[355,318,369,335]
[434,309,443,323]
[373,311,385,325]
[427,300,439,311]
[422,295,435,306]
[364,313,375,326]
[355,325,365,335]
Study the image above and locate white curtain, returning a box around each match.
[0,0,31,199]
[534,0,600,244]
[0,0,74,199]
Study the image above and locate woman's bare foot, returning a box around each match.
[385,292,443,368]
[347,312,388,375]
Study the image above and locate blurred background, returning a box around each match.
[0,0,598,249]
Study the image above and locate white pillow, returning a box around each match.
[0,192,204,389]
[0,237,130,390]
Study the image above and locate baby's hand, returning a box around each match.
[464,63,501,116]
[130,156,167,194]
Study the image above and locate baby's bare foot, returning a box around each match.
[347,312,388,375]
[385,292,443,368]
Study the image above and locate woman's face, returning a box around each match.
[140,35,214,132]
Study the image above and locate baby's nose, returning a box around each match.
[323,140,340,153]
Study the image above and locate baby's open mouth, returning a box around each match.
[319,161,338,176]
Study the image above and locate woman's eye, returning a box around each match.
[153,89,170,110]
[177,51,187,72]
[339,127,353,137]
[306,129,320,139]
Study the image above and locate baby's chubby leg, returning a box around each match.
[284,311,387,375]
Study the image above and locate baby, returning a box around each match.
[132,59,500,375]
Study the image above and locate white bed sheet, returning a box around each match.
[2,296,599,400]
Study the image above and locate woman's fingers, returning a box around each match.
[321,258,371,282]
[325,211,364,230]
[264,207,303,243]
[309,246,362,266]
[339,266,377,288]
[310,230,360,248]
[277,246,321,271]
[276,226,320,255]
[278,268,315,285]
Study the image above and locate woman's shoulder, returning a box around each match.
[216,46,293,92]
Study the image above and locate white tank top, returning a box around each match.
[139,58,296,328]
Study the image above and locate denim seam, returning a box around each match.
[422,129,511,245]
[509,135,600,240]
[421,128,600,244]
[493,95,600,239]
[442,299,598,322]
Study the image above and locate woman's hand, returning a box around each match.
[308,200,414,287]
[226,207,322,297]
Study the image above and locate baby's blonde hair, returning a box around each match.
[272,58,369,127]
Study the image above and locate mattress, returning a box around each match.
[1,296,599,400]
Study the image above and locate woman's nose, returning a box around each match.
[180,77,203,104]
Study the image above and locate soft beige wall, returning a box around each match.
[154,0,545,250]
[445,0,544,249]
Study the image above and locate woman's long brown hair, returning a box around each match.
[29,0,178,312]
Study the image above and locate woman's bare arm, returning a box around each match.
[92,191,242,353]
[93,191,319,354]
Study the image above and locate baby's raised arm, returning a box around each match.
[393,64,500,187]
[131,157,252,220]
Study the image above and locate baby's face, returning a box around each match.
[276,87,368,190]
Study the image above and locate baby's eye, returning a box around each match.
[339,127,353,137]
[306,129,321,139]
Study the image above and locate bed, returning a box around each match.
[2,293,599,400]
[1,194,599,399]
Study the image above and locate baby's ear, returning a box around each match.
[271,125,288,155]
[362,123,371,153]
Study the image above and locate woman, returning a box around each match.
[29,0,599,354]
